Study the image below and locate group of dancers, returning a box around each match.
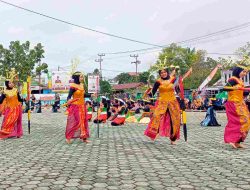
[0,64,249,149]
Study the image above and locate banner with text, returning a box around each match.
[88,75,100,94]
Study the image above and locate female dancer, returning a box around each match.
[86,100,93,122]
[111,99,126,126]
[200,97,221,127]
[144,67,181,144]
[137,99,152,124]
[125,99,138,123]
[93,97,108,123]
[0,73,23,139]
[65,72,90,144]
[224,66,250,148]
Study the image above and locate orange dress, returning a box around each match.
[65,83,89,140]
[144,77,181,140]
[0,88,23,139]
[224,76,250,143]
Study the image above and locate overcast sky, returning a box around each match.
[1,0,250,78]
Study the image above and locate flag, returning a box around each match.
[197,64,222,91]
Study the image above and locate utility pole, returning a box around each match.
[130,54,141,77]
[95,53,105,80]
[38,61,42,94]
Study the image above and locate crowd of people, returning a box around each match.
[0,64,249,149]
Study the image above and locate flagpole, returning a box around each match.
[96,75,100,138]
[27,76,31,134]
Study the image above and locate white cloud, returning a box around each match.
[7,26,25,34]
[30,21,70,35]
[71,26,111,44]
[104,13,117,21]
[170,0,193,2]
[148,11,159,22]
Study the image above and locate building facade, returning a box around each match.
[221,70,250,86]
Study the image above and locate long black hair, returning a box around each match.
[232,67,244,78]
[71,71,82,84]
[158,68,170,80]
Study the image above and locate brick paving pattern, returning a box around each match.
[0,112,249,190]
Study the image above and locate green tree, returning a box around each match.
[184,53,220,89]
[100,80,112,94]
[235,42,250,58]
[149,44,222,89]
[93,68,100,75]
[0,41,47,82]
[138,71,155,84]
[115,72,136,84]
[150,43,199,75]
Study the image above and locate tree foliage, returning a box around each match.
[115,73,136,84]
[148,44,222,89]
[138,71,155,84]
[150,43,200,75]
[0,41,47,82]
[235,42,250,58]
[184,55,220,89]
[93,68,100,75]
[100,80,112,94]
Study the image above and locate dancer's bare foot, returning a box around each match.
[66,139,72,144]
[170,141,176,145]
[82,139,91,143]
[229,142,237,149]
[236,143,246,149]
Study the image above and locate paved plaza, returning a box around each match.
[0,111,249,190]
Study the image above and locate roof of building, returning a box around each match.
[127,72,141,76]
[112,82,144,90]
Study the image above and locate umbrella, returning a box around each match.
[178,76,187,142]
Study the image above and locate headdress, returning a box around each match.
[69,58,86,84]
[70,57,80,75]
[153,60,180,72]
[155,61,168,71]
[236,55,250,70]
[1,68,18,82]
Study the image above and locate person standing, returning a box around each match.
[144,67,181,145]
[30,94,36,112]
[65,72,90,144]
[52,93,60,113]
[224,66,250,149]
[0,69,23,139]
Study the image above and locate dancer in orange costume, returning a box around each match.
[65,72,90,144]
[224,66,250,149]
[144,67,181,144]
[0,69,23,140]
